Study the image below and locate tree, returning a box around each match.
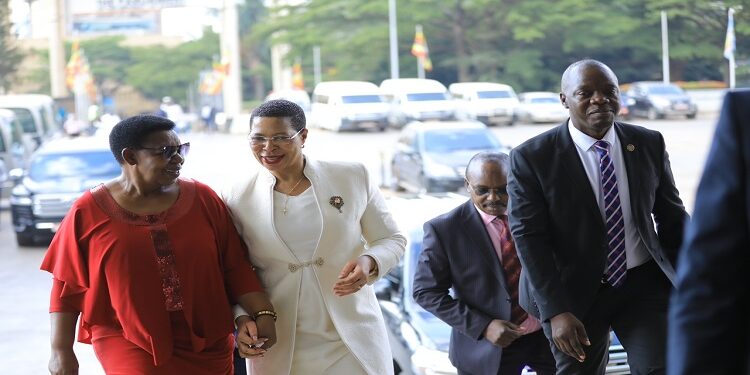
[0,0,24,92]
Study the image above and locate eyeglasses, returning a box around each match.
[248,129,303,146]
[136,142,190,159]
[467,184,508,196]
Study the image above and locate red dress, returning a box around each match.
[41,178,263,374]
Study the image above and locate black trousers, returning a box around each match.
[458,330,556,375]
[541,260,672,375]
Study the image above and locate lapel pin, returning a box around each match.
[626,144,635,152]
[329,196,344,213]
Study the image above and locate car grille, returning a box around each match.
[33,193,81,218]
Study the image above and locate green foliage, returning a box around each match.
[251,0,749,91]
[125,31,219,102]
[0,0,24,91]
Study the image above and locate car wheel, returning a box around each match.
[16,232,35,247]
[687,113,697,119]
[647,107,662,120]
[390,165,405,192]
[420,174,435,194]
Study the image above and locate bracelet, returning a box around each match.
[252,310,277,322]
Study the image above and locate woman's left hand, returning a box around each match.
[333,255,374,296]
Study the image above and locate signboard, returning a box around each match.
[96,0,186,10]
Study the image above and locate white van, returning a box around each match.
[379,78,456,128]
[311,81,389,132]
[0,94,62,146]
[0,109,34,197]
[449,82,519,126]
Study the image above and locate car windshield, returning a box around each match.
[341,95,383,104]
[646,85,684,95]
[5,108,37,134]
[29,151,120,180]
[423,129,501,153]
[529,97,559,104]
[477,90,512,99]
[406,92,449,101]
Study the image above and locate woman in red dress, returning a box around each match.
[41,115,276,375]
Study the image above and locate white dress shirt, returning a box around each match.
[568,120,650,269]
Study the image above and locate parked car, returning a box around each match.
[380,78,456,128]
[0,94,63,147]
[449,82,519,126]
[376,200,632,375]
[311,81,389,131]
[390,121,508,194]
[617,93,634,120]
[265,88,312,114]
[0,109,35,199]
[515,92,569,123]
[625,82,697,120]
[9,136,120,246]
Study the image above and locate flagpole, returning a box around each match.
[727,8,736,89]
[388,0,399,79]
[661,11,670,83]
[416,24,425,79]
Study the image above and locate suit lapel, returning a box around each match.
[459,201,510,293]
[614,123,642,218]
[555,125,606,233]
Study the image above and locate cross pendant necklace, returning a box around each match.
[281,175,305,215]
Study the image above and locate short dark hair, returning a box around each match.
[109,115,175,163]
[465,151,510,180]
[250,99,306,132]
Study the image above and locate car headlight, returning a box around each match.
[11,184,32,205]
[411,346,456,375]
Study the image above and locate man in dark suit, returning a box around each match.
[413,152,555,375]
[507,59,689,375]
[667,90,750,375]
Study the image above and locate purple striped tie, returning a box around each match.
[594,140,627,287]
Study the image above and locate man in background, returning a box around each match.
[414,152,555,375]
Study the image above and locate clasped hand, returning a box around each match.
[235,315,277,358]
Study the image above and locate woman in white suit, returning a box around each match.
[221,99,406,375]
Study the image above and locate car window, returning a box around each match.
[5,108,37,134]
[406,92,449,101]
[477,90,512,99]
[341,95,383,104]
[29,151,120,180]
[646,85,684,95]
[530,97,559,104]
[423,129,501,153]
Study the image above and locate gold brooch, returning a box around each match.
[329,196,344,213]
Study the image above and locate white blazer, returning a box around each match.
[221,158,406,375]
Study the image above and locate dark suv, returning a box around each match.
[10,136,120,246]
[626,82,697,120]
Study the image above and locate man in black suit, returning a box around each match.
[507,59,689,375]
[413,152,555,375]
[667,90,750,375]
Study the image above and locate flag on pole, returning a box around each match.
[66,40,97,100]
[411,26,433,71]
[724,8,736,60]
[292,61,304,89]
